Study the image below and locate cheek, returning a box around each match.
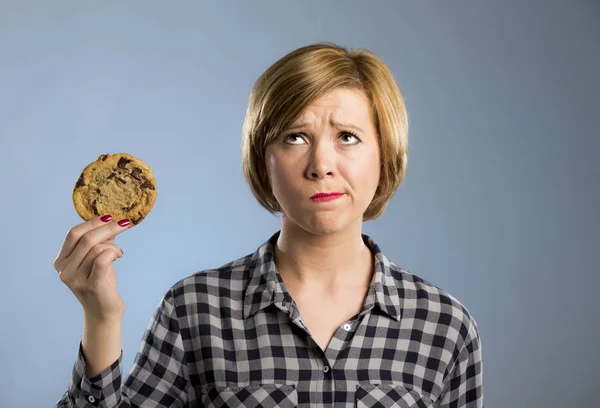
[266,155,294,195]
[367,148,382,188]
[266,153,282,183]
[349,156,380,192]
[265,155,274,185]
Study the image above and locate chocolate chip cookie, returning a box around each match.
[72,153,157,226]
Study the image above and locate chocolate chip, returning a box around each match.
[140,180,155,190]
[75,173,85,188]
[91,200,99,216]
[96,188,102,196]
[121,202,137,212]
[100,154,109,161]
[107,172,115,180]
[117,157,132,169]
[132,212,145,225]
[116,177,127,184]
[130,168,143,181]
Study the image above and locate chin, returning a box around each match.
[300,212,352,236]
[282,204,362,236]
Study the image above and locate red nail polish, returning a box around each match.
[100,215,112,223]
[117,219,131,227]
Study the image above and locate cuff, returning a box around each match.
[68,341,124,408]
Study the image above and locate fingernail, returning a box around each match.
[100,215,113,223]
[117,219,131,227]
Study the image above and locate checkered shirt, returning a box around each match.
[57,230,483,407]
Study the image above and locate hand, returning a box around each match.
[53,215,132,322]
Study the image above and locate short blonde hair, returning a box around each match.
[241,42,408,220]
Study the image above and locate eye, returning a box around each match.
[283,132,307,145]
[340,131,361,145]
[282,131,362,145]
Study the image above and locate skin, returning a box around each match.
[265,87,381,299]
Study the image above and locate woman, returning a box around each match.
[55,43,483,407]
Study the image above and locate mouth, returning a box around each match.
[310,193,344,202]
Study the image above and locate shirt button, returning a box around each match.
[87,395,96,403]
[343,323,352,331]
[323,365,330,373]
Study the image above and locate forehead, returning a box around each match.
[292,87,374,128]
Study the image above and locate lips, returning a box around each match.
[310,193,344,202]
[311,193,342,199]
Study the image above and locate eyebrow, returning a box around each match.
[286,120,365,133]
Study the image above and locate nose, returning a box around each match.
[306,139,335,180]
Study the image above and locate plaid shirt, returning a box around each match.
[57,231,483,407]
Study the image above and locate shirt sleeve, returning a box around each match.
[437,318,484,407]
[55,290,189,408]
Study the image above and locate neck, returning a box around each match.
[273,217,374,297]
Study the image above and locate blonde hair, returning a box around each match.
[241,42,408,220]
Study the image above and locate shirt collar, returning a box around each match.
[243,231,402,322]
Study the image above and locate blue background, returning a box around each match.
[1,1,598,407]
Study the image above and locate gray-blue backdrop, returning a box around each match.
[1,1,598,407]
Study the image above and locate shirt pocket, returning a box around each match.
[201,383,298,408]
[356,383,433,408]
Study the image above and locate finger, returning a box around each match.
[54,215,115,272]
[79,243,123,279]
[88,247,122,283]
[59,243,122,282]
[62,218,131,273]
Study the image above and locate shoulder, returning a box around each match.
[162,251,255,304]
[388,262,481,347]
